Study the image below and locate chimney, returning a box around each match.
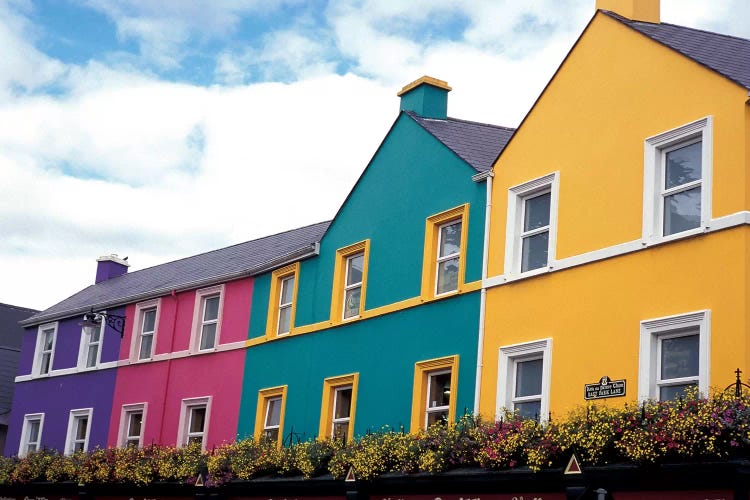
[95,254,129,284]
[596,0,660,23]
[397,76,452,120]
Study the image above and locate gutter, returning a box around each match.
[20,243,321,327]
[471,170,493,415]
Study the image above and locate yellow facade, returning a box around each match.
[481,10,750,419]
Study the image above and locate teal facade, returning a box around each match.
[239,82,491,441]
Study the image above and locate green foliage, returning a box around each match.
[4,392,750,486]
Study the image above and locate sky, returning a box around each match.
[1,0,749,311]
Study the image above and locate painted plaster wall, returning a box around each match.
[109,278,252,447]
[239,292,480,441]
[5,369,117,455]
[481,13,750,417]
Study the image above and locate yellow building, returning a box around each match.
[479,0,750,421]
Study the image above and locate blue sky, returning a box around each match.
[1,0,748,310]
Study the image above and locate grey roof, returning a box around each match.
[23,221,331,326]
[407,112,515,173]
[0,303,38,349]
[604,11,750,90]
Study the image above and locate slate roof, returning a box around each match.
[604,10,750,90]
[0,304,38,349]
[407,112,515,173]
[23,221,331,326]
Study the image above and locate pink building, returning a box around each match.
[106,222,329,450]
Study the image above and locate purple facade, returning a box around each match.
[5,307,124,456]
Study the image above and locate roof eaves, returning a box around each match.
[20,243,320,327]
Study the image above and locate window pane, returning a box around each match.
[439,222,461,257]
[436,258,459,294]
[427,409,449,426]
[200,323,217,350]
[515,358,543,398]
[661,333,699,380]
[664,186,701,235]
[28,421,39,443]
[189,407,206,433]
[515,401,541,420]
[428,372,451,408]
[139,335,153,359]
[278,306,292,334]
[333,422,349,439]
[334,388,352,419]
[265,398,281,427]
[76,417,88,440]
[142,309,156,332]
[521,231,549,272]
[41,352,51,374]
[90,327,101,343]
[128,412,142,438]
[86,345,98,367]
[343,287,361,319]
[660,382,697,401]
[523,192,551,231]
[43,330,54,350]
[280,277,295,304]
[346,254,364,286]
[203,296,220,322]
[665,141,701,189]
[265,428,279,442]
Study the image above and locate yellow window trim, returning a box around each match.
[265,263,300,339]
[330,240,370,324]
[410,355,459,433]
[421,205,469,300]
[318,373,359,441]
[254,385,287,448]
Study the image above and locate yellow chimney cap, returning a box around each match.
[397,76,452,97]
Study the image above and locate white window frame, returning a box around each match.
[19,413,44,457]
[264,396,283,439]
[78,320,103,369]
[504,173,560,277]
[497,339,552,422]
[32,322,58,377]
[638,310,710,401]
[331,385,353,438]
[177,396,211,450]
[424,369,452,428]
[277,275,295,335]
[130,299,160,361]
[435,219,462,296]
[643,116,713,244]
[343,252,364,320]
[191,285,224,353]
[64,408,93,455]
[118,403,147,448]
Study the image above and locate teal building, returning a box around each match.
[238,77,514,443]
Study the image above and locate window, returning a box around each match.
[192,285,224,352]
[255,386,287,447]
[410,356,458,432]
[266,263,299,337]
[178,397,211,449]
[421,205,468,299]
[33,323,57,376]
[118,403,146,448]
[330,241,369,322]
[319,373,359,441]
[504,173,559,275]
[643,117,712,242]
[79,321,103,369]
[64,408,92,455]
[131,299,160,361]
[19,413,44,457]
[497,339,552,421]
[639,310,710,401]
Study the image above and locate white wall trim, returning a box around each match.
[485,210,750,289]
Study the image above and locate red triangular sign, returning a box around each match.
[195,473,205,487]
[564,453,582,474]
[345,466,356,482]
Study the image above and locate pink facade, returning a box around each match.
[107,278,253,448]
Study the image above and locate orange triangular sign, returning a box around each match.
[564,453,582,474]
[345,466,356,482]
[195,473,204,487]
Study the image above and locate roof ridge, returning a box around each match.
[404,110,512,131]
[602,9,750,43]
[102,220,331,280]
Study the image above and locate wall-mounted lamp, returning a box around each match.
[81,310,126,338]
